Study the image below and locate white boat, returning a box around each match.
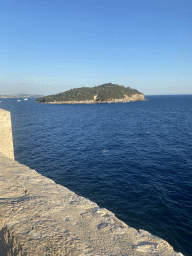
[17,100,21,102]
[24,98,28,100]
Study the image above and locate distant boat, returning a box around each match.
[24,98,28,100]
[17,100,21,102]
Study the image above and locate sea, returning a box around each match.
[0,95,192,256]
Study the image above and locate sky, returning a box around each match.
[0,0,191,96]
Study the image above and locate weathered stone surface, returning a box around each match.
[41,93,146,104]
[0,153,184,255]
[0,109,14,160]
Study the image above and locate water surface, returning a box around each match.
[1,95,192,256]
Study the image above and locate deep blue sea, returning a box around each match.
[0,95,192,256]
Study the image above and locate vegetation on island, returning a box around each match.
[36,83,143,103]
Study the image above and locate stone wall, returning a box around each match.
[0,109,14,160]
[0,153,184,256]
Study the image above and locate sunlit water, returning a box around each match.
[1,95,192,256]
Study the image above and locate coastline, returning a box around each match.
[38,93,145,104]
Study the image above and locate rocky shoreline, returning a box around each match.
[40,93,145,104]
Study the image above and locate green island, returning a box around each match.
[36,83,145,104]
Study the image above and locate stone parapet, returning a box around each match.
[0,109,14,160]
[0,152,183,256]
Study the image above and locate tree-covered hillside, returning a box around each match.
[36,83,143,103]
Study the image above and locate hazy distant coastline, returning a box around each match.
[0,93,44,98]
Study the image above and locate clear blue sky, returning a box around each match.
[0,0,191,96]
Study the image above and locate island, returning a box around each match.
[36,83,145,104]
